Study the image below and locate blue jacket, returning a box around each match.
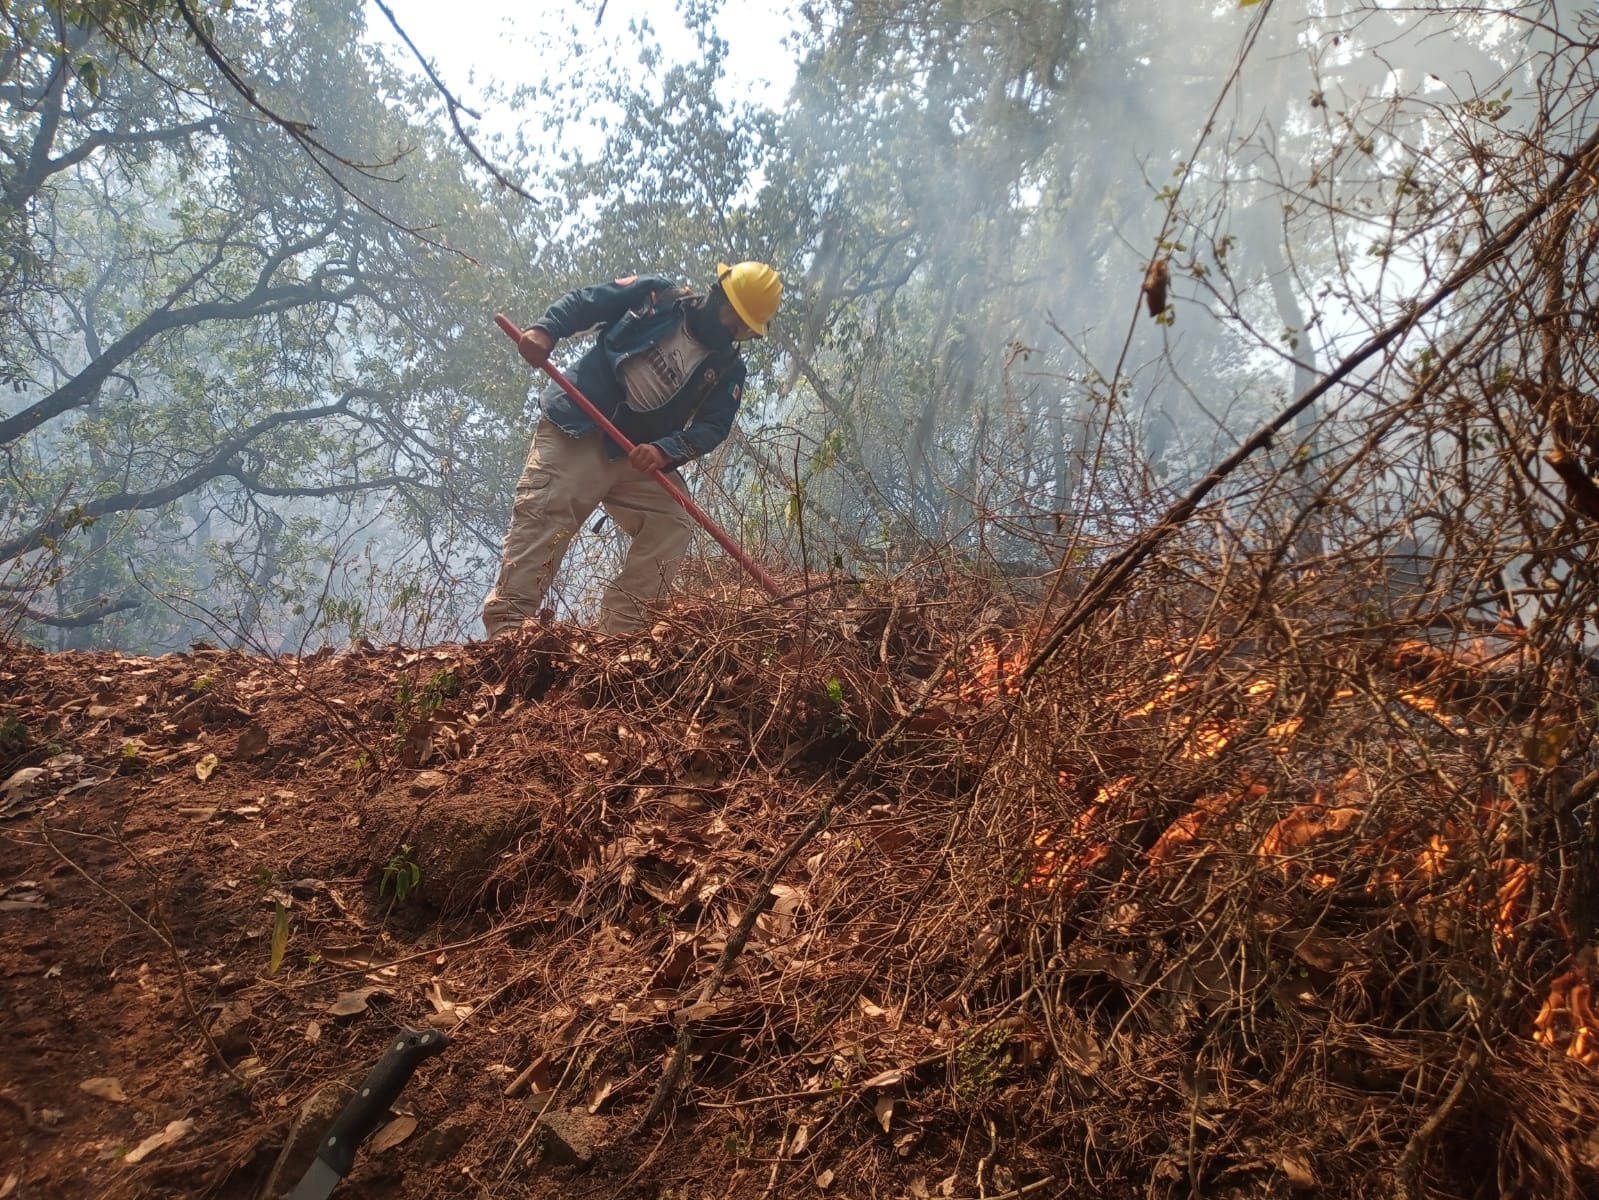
[530,274,747,466]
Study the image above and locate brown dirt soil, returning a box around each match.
[7,581,1599,1200]
[0,589,1020,1200]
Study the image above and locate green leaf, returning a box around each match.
[75,57,101,96]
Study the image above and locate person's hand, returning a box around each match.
[517,326,554,368]
[629,442,669,473]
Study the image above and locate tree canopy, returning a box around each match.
[1,0,542,648]
[4,0,1596,657]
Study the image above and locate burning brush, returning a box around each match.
[1535,965,1599,1066]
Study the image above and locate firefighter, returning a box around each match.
[483,261,783,637]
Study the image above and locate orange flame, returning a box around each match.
[950,636,1029,706]
[1008,626,1579,1069]
[1534,967,1599,1066]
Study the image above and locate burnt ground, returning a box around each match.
[0,587,1017,1200]
[5,580,1599,1200]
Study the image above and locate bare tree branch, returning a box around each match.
[370,0,539,204]
[0,244,359,445]
[1,593,140,627]
[168,0,475,257]
[0,391,398,563]
[1025,118,1599,679]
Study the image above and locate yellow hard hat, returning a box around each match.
[716,261,783,336]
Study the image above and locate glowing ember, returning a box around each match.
[952,637,1026,705]
[1535,967,1599,1066]
[1008,625,1578,1070]
[1026,776,1132,891]
[1259,803,1362,866]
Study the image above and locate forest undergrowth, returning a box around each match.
[6,560,1599,1200]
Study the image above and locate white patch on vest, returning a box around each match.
[620,324,710,413]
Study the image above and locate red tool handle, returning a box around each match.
[494,313,786,601]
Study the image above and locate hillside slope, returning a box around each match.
[4,581,1599,1199]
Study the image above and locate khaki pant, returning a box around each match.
[482,419,697,637]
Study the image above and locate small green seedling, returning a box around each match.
[381,845,422,903]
